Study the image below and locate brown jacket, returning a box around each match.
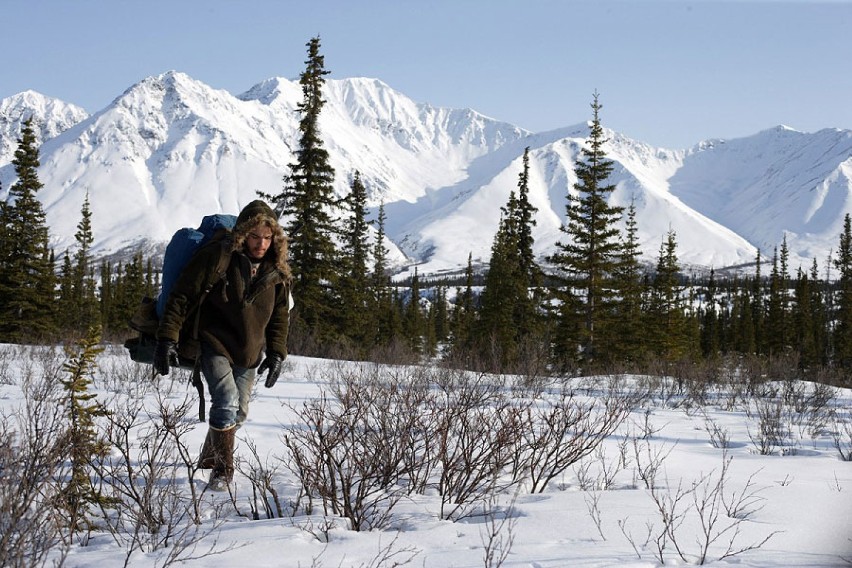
[157,201,291,368]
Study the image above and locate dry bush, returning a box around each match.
[0,372,70,567]
[520,376,639,494]
[90,380,232,563]
[282,363,425,530]
[621,449,779,564]
[432,374,523,520]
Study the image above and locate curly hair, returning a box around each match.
[232,213,292,279]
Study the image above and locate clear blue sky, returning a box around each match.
[2,0,850,149]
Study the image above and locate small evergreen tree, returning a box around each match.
[607,200,646,364]
[478,205,524,369]
[57,193,100,336]
[58,325,111,538]
[645,230,690,368]
[448,254,477,360]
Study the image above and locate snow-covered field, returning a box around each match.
[1,343,850,567]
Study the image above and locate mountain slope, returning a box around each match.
[0,73,850,275]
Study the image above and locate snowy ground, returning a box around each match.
[0,343,850,567]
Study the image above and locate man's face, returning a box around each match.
[246,225,274,260]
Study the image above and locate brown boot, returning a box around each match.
[197,429,215,469]
[208,426,235,492]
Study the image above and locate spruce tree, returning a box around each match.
[402,268,424,355]
[833,214,852,368]
[73,192,100,331]
[792,266,818,370]
[338,171,372,351]
[547,92,623,367]
[512,147,545,351]
[808,258,829,367]
[751,250,765,354]
[765,236,792,357]
[645,230,690,367]
[0,117,57,341]
[267,36,339,343]
[516,147,541,290]
[432,285,449,345]
[57,193,100,336]
[607,200,646,364]
[59,325,111,537]
[107,253,148,334]
[699,268,722,358]
[733,279,757,355]
[448,254,477,360]
[478,205,524,369]
[370,202,398,348]
[98,259,113,333]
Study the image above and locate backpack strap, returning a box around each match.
[186,237,232,421]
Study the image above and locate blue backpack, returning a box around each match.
[126,213,237,421]
[156,214,238,318]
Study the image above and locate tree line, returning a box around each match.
[1,37,851,387]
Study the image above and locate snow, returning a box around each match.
[1,344,850,567]
[2,78,852,278]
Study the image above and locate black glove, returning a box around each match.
[257,351,284,388]
[153,340,179,376]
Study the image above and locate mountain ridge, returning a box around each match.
[1,72,850,276]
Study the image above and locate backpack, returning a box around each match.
[124,214,237,420]
[156,213,238,319]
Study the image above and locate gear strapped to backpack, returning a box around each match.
[125,214,237,420]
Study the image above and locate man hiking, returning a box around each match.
[154,199,292,490]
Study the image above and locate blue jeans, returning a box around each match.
[200,343,256,430]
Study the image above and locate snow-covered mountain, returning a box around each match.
[1,71,851,277]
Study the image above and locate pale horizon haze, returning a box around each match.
[2,0,851,149]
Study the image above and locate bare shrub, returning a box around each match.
[583,490,607,541]
[433,380,522,521]
[0,373,70,567]
[621,451,779,564]
[282,363,423,530]
[631,438,676,491]
[702,411,730,449]
[235,436,289,519]
[690,454,778,564]
[833,414,852,462]
[520,377,637,494]
[91,383,232,563]
[480,491,518,568]
[745,397,789,455]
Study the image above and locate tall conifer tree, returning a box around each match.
[0,117,56,341]
[547,92,623,367]
[339,171,372,351]
[369,202,398,348]
[268,36,339,343]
